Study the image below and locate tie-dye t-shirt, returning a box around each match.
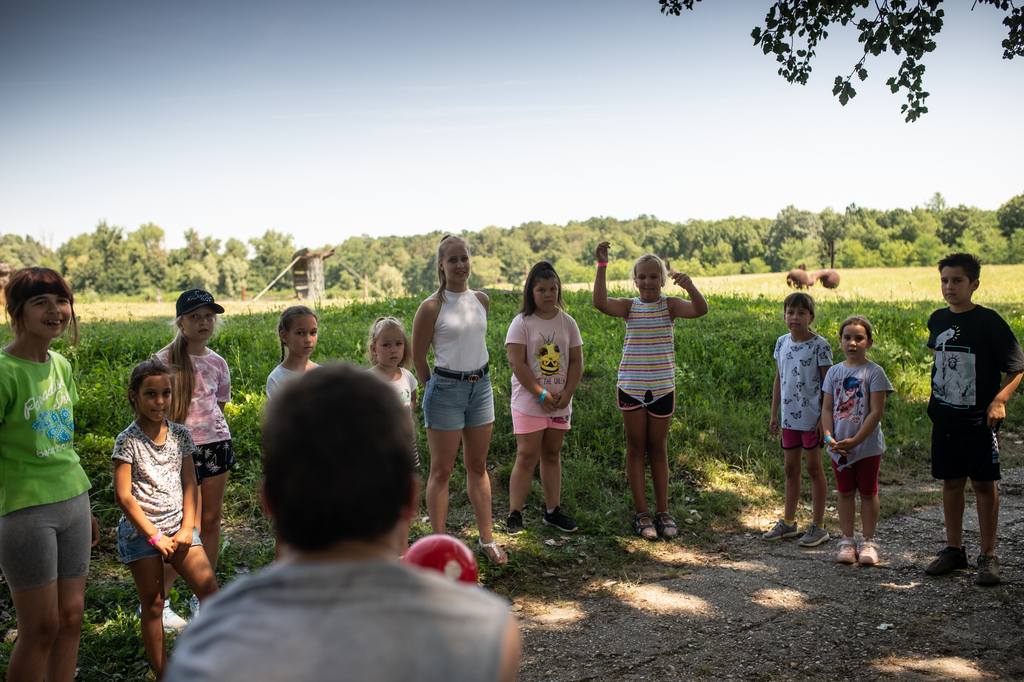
[0,350,91,515]
[156,349,232,445]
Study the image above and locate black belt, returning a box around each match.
[434,363,489,382]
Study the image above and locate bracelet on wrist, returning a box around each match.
[538,389,547,404]
[148,530,163,546]
[596,262,608,268]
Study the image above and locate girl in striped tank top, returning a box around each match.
[593,242,708,540]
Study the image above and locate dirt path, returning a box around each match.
[513,466,1024,681]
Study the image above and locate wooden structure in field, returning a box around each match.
[291,249,334,302]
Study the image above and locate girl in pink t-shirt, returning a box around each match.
[505,262,584,535]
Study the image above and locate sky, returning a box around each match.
[1,0,1021,252]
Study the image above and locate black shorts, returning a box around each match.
[617,388,675,418]
[193,439,237,482]
[931,422,1001,482]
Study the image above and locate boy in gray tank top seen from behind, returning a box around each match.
[164,364,521,682]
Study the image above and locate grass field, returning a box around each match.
[1,264,1023,679]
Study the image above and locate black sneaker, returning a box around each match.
[506,510,524,535]
[542,506,578,532]
[924,546,969,576]
[975,554,1001,586]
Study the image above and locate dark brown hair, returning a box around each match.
[783,292,816,317]
[938,252,981,282]
[519,261,564,317]
[262,363,415,550]
[278,305,318,362]
[4,267,79,345]
[839,314,873,340]
[127,359,172,414]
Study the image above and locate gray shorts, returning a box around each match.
[0,491,92,592]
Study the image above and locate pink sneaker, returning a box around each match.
[858,538,880,565]
[836,536,857,564]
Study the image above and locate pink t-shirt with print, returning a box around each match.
[504,310,583,419]
[156,348,232,445]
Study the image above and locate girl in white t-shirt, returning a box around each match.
[113,359,218,677]
[505,262,583,535]
[266,305,319,400]
[367,316,419,466]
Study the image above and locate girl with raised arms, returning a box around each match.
[412,235,506,564]
[505,261,584,535]
[0,268,99,682]
[592,242,708,540]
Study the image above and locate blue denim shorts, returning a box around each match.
[422,371,494,431]
[117,517,202,564]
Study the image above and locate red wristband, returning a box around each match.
[597,262,608,267]
[148,530,163,545]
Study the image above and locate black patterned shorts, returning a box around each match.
[193,439,236,482]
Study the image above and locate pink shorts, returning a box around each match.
[781,428,820,450]
[831,454,882,495]
[511,408,571,435]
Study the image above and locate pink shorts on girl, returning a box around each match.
[831,454,882,496]
[511,408,571,435]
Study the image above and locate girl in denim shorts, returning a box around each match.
[113,359,219,677]
[412,235,506,565]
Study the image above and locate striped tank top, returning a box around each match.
[617,296,675,403]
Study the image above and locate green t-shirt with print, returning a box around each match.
[0,350,91,515]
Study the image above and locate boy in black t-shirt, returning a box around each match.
[924,253,1024,586]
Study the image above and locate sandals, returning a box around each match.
[478,540,508,566]
[654,512,678,539]
[632,512,658,540]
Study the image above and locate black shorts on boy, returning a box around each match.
[930,421,1000,482]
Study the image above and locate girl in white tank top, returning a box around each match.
[412,236,506,565]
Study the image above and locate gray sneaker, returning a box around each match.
[975,554,1001,586]
[797,523,830,547]
[762,519,799,541]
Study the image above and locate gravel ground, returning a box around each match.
[512,464,1024,681]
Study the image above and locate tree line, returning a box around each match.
[2,192,1022,301]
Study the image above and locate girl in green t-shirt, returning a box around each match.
[0,267,98,682]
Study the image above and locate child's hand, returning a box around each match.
[541,391,560,413]
[153,533,175,560]
[595,242,610,263]
[670,271,693,289]
[171,528,193,560]
[813,420,824,440]
[830,437,858,456]
[768,415,780,436]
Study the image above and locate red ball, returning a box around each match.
[402,534,479,584]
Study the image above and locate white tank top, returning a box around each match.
[431,289,489,371]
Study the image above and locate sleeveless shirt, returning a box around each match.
[617,296,675,403]
[432,289,489,371]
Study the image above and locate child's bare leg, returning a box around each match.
[199,472,228,575]
[782,447,802,521]
[941,478,968,548]
[972,479,999,555]
[622,409,651,513]
[805,446,827,525]
[537,429,567,510]
[860,493,879,538]
[128,557,168,676]
[425,428,462,535]
[509,431,543,512]
[837,490,857,538]
[172,545,219,602]
[646,416,672,513]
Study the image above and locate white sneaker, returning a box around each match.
[189,594,201,620]
[162,599,189,630]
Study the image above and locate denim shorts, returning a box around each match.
[117,517,202,564]
[422,371,494,431]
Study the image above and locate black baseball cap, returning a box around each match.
[176,289,225,317]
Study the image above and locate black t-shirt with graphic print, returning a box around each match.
[927,305,1024,426]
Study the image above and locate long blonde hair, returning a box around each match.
[165,312,219,425]
[367,316,412,369]
[435,234,469,303]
